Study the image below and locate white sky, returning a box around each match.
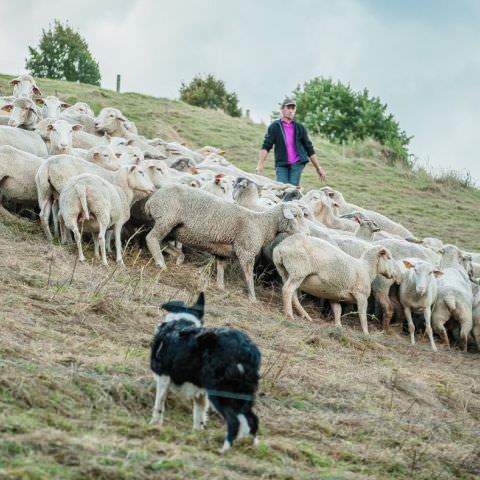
[1,0,479,183]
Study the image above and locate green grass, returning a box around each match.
[0,74,479,479]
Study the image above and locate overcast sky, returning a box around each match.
[1,0,479,183]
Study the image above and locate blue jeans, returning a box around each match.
[275,162,306,186]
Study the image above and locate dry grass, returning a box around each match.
[1,217,479,479]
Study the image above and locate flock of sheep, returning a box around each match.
[1,74,480,354]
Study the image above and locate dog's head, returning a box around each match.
[159,292,205,328]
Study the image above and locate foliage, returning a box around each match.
[293,77,411,164]
[25,20,101,86]
[179,74,241,117]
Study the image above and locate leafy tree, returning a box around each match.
[25,20,101,86]
[179,74,241,117]
[293,78,411,163]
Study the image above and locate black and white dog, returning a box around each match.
[150,292,261,453]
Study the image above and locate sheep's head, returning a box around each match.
[280,204,309,235]
[10,74,42,98]
[36,95,70,119]
[125,164,155,196]
[48,120,82,154]
[403,259,443,295]
[88,145,120,171]
[95,107,127,134]
[376,247,396,279]
[171,157,197,173]
[4,97,41,129]
[232,177,259,202]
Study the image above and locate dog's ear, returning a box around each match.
[195,330,218,350]
[191,292,205,321]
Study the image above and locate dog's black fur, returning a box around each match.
[150,292,261,451]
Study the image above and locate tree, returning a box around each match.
[25,20,101,86]
[179,74,241,117]
[293,77,411,163]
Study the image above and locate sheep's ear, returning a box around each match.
[128,164,137,173]
[282,205,295,219]
[32,86,42,96]
[9,78,20,86]
[72,124,83,131]
[433,270,444,277]
[353,216,361,224]
[118,115,127,122]
[218,150,226,155]
[60,102,71,108]
[126,139,135,146]
[1,104,13,112]
[378,248,389,257]
[403,260,414,269]
[34,98,45,106]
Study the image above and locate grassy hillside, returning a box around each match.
[0,75,479,480]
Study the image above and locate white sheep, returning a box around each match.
[432,244,473,351]
[47,119,83,155]
[62,102,94,117]
[58,165,154,265]
[0,145,44,217]
[0,126,48,157]
[273,234,396,334]
[145,185,308,300]
[399,258,444,351]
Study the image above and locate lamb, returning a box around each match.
[10,74,42,99]
[273,234,396,334]
[84,145,121,170]
[321,186,414,238]
[0,126,48,157]
[58,165,154,265]
[36,155,118,240]
[0,145,44,217]
[150,293,261,453]
[399,259,444,352]
[145,185,308,300]
[1,97,42,129]
[36,95,70,119]
[432,244,473,351]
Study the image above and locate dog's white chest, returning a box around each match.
[172,382,205,398]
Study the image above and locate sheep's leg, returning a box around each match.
[457,308,472,353]
[239,257,256,302]
[292,291,313,321]
[331,301,342,328]
[70,222,85,262]
[432,310,450,349]
[106,230,113,254]
[472,321,480,352]
[52,199,60,239]
[98,224,108,266]
[39,199,53,241]
[423,307,438,352]
[282,277,303,320]
[376,291,394,332]
[356,296,369,335]
[403,306,416,345]
[146,223,174,269]
[216,258,225,290]
[192,392,209,430]
[92,234,99,258]
[114,223,124,266]
[150,374,170,425]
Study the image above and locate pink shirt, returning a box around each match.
[281,119,299,164]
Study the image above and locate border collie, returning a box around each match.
[149,292,261,453]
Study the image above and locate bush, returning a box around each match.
[179,74,241,117]
[26,20,101,86]
[293,77,411,164]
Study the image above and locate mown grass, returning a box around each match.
[0,74,479,479]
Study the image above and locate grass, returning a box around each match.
[0,74,479,479]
